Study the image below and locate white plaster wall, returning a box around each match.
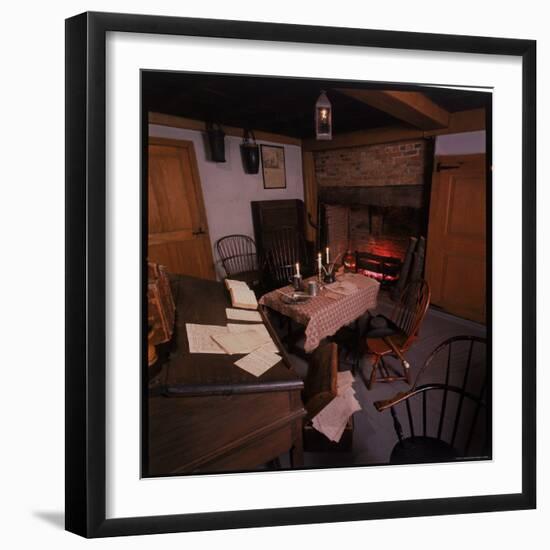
[435,130,486,155]
[149,124,304,278]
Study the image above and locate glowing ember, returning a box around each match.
[357,268,399,282]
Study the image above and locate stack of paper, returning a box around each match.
[211,330,270,355]
[234,348,281,377]
[185,323,228,354]
[225,308,262,322]
[212,322,277,355]
[254,340,280,355]
[312,374,361,443]
[224,279,249,291]
[227,323,279,354]
[186,316,280,357]
[225,279,258,310]
[227,323,271,341]
[228,322,282,377]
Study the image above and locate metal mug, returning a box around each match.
[307,281,318,296]
[291,274,303,291]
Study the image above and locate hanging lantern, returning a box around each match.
[240,129,260,174]
[206,122,226,162]
[315,90,332,140]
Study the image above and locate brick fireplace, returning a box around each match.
[315,138,432,282]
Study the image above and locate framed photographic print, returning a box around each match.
[65,11,536,538]
[261,144,287,189]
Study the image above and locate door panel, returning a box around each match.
[446,175,485,237]
[148,137,215,280]
[425,154,486,323]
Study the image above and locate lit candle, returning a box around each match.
[296,262,301,277]
[317,252,322,271]
[326,247,330,264]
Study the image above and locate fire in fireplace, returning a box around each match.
[355,251,402,284]
[321,189,426,286]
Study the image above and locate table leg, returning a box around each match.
[290,427,304,468]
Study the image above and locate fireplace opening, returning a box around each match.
[349,204,422,259]
[315,138,434,288]
[320,188,427,287]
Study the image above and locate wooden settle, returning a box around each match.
[147,262,176,366]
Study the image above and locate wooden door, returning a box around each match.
[425,154,487,323]
[148,137,215,280]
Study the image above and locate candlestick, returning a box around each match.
[326,247,330,264]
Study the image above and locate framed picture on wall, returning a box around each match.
[261,144,287,189]
[65,11,536,538]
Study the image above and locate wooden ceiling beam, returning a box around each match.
[302,126,425,152]
[423,108,486,136]
[302,108,485,151]
[148,112,302,147]
[336,89,450,130]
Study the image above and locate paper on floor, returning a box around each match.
[185,323,228,354]
[225,308,262,322]
[337,371,355,395]
[234,349,281,377]
[312,386,361,443]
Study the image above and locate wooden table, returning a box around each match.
[259,273,380,354]
[146,275,305,476]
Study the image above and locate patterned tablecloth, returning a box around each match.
[259,273,380,353]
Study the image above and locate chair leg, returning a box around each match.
[352,321,362,375]
[403,359,411,385]
[352,350,359,375]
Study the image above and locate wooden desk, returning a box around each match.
[147,275,305,476]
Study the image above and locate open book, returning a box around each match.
[225,279,258,310]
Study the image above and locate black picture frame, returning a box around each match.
[261,144,287,189]
[65,11,536,538]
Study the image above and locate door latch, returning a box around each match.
[436,162,462,172]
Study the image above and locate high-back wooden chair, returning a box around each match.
[373,336,488,464]
[216,234,261,289]
[263,226,310,289]
[363,279,430,389]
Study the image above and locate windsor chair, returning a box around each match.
[374,335,488,464]
[216,234,261,290]
[362,280,430,389]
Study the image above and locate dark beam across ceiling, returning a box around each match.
[143,72,491,139]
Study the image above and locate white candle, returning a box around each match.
[317,252,322,271]
[296,262,300,277]
[326,247,330,264]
